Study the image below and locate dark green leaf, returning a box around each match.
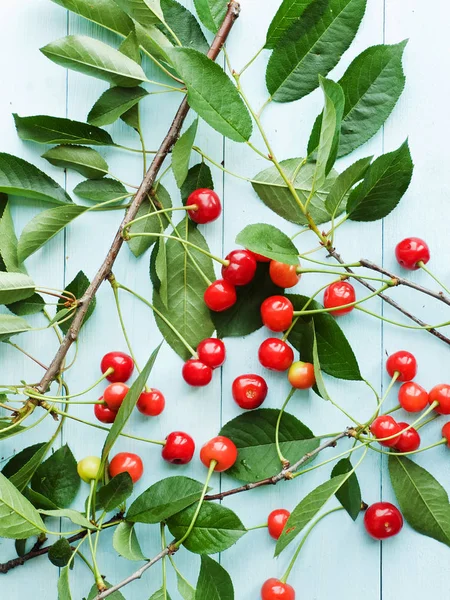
[74,178,129,204]
[135,22,174,64]
[312,322,331,401]
[161,0,209,52]
[193,0,227,32]
[57,271,96,335]
[23,487,59,511]
[88,87,149,127]
[50,0,134,36]
[120,104,140,131]
[196,555,234,600]
[114,0,164,28]
[113,521,146,560]
[42,145,108,179]
[97,472,133,512]
[325,156,372,217]
[48,538,73,567]
[331,458,361,520]
[0,471,46,539]
[265,0,314,49]
[155,237,168,306]
[149,589,172,600]
[0,202,26,273]
[128,184,172,257]
[0,272,35,305]
[13,114,114,146]
[0,314,31,342]
[235,223,299,265]
[3,442,49,492]
[87,582,126,600]
[7,293,45,316]
[180,163,213,204]
[172,119,198,188]
[119,29,141,63]
[31,445,80,508]
[15,539,27,557]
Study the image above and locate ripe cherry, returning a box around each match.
[323,281,356,316]
[182,359,213,387]
[398,382,429,412]
[261,295,294,332]
[136,389,165,416]
[103,382,129,412]
[370,415,402,447]
[101,351,134,383]
[204,279,237,312]
[200,436,238,472]
[197,338,226,369]
[386,350,417,382]
[395,423,421,453]
[222,249,257,286]
[109,452,143,483]
[267,509,290,540]
[441,422,450,447]
[261,578,295,600]
[186,188,221,224]
[429,383,450,415]
[258,338,294,372]
[77,456,101,483]
[288,361,316,390]
[162,431,195,464]
[94,401,117,424]
[364,502,403,540]
[269,261,300,289]
[248,250,270,263]
[232,374,268,410]
[395,237,430,270]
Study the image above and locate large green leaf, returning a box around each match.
[113,521,146,561]
[0,272,35,305]
[266,0,367,102]
[114,0,164,27]
[0,202,26,273]
[128,184,172,257]
[13,114,114,146]
[169,48,253,143]
[331,458,361,521]
[161,0,209,52]
[219,409,318,483]
[56,270,96,335]
[180,162,213,203]
[97,473,134,512]
[41,35,147,87]
[0,314,31,342]
[42,146,108,180]
[172,119,198,188]
[88,87,149,127]
[265,0,314,49]
[0,471,46,539]
[193,0,227,32]
[196,555,234,600]
[235,223,299,265]
[50,0,134,36]
[325,156,372,217]
[73,178,129,204]
[31,445,80,508]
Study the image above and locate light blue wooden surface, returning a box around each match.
[1,0,449,598]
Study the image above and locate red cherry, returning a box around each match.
[287,361,316,390]
[222,249,257,286]
[394,422,421,453]
[258,338,294,372]
[398,382,429,412]
[386,350,417,382]
[101,351,134,383]
[395,237,430,270]
[103,382,129,412]
[162,431,195,464]
[200,436,237,472]
[261,578,295,600]
[364,502,403,540]
[267,509,290,540]
[232,374,268,410]
[323,281,356,316]
[94,401,117,424]
[261,296,294,332]
[182,359,212,387]
[136,389,165,416]
[429,383,450,415]
[186,188,221,224]
[370,415,402,447]
[248,250,271,262]
[441,422,450,447]
[204,279,237,312]
[269,261,300,289]
[197,338,226,369]
[109,452,143,484]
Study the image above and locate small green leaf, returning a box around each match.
[195,555,234,600]
[135,22,174,64]
[0,471,46,539]
[0,272,35,305]
[325,156,372,217]
[87,87,149,127]
[176,571,196,600]
[0,314,31,342]
[58,567,72,600]
[235,223,299,265]
[31,445,80,508]
[56,270,96,335]
[42,145,108,179]
[114,0,164,27]
[87,582,126,600]
[161,0,209,52]
[0,420,25,439]
[172,119,198,188]
[193,0,227,32]
[265,0,314,49]
[13,114,114,146]
[119,29,141,63]
[180,163,213,204]
[155,237,168,307]
[3,442,49,492]
[331,458,361,521]
[128,184,172,257]
[97,472,133,512]
[74,179,129,204]
[113,521,146,561]
[7,293,46,316]
[23,487,59,511]
[39,509,97,529]
[48,538,73,568]
[0,202,26,273]
[312,323,331,401]
[50,0,134,36]
[149,590,172,600]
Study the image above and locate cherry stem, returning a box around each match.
[123,205,196,231]
[418,261,450,296]
[296,268,391,284]
[192,147,252,182]
[384,404,401,415]
[245,523,268,531]
[24,368,114,401]
[292,441,366,479]
[275,388,296,465]
[301,256,362,269]
[87,480,105,591]
[293,284,391,317]
[355,305,450,332]
[366,372,400,424]
[367,438,447,457]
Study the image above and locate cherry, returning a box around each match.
[101,351,134,383]
[94,401,117,424]
[200,436,238,472]
[261,578,295,600]
[267,509,290,540]
[288,361,316,390]
[197,338,226,369]
[258,338,294,372]
[394,422,421,453]
[136,389,165,416]
[248,250,271,263]
[323,281,356,316]
[370,415,402,447]
[186,188,221,224]
[182,359,213,387]
[109,452,143,483]
[398,382,429,412]
[261,295,294,332]
[429,383,450,415]
[77,456,101,483]
[395,237,430,270]
[222,249,257,286]
[386,350,417,382]
[364,502,403,540]
[232,374,268,410]
[441,422,450,447]
[269,261,300,289]
[204,279,237,312]
[162,431,195,464]
[103,382,129,412]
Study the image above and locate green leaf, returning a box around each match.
[0,272,35,305]
[119,29,142,63]
[0,314,31,342]
[3,442,49,492]
[13,114,114,146]
[50,0,134,36]
[42,145,108,180]
[97,472,134,512]
[135,23,174,65]
[325,156,372,217]
[15,539,27,557]
[23,487,59,511]
[0,153,72,205]
[114,0,164,27]
[161,0,209,52]
[88,87,148,127]
[128,184,172,257]
[219,408,318,483]
[252,158,338,225]
[176,571,196,600]
[0,471,46,539]
[152,220,214,360]
[266,0,367,103]
[149,590,172,600]
[389,455,450,546]
[312,323,331,401]
[0,202,26,273]
[113,521,146,561]
[0,420,25,439]
[74,178,129,204]
[39,509,97,529]
[41,35,147,87]
[331,458,361,520]
[18,205,87,263]
[87,583,126,600]
[31,445,80,508]
[7,293,46,316]
[169,48,253,143]
[48,538,73,568]
[167,502,246,554]
[56,270,96,335]
[58,567,72,600]
[265,0,314,49]
[127,476,204,523]
[180,162,213,204]
[235,223,299,265]
[347,141,413,221]
[193,0,227,32]
[196,555,234,600]
[172,119,198,188]
[155,237,168,307]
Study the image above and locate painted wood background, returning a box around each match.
[1,0,449,598]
